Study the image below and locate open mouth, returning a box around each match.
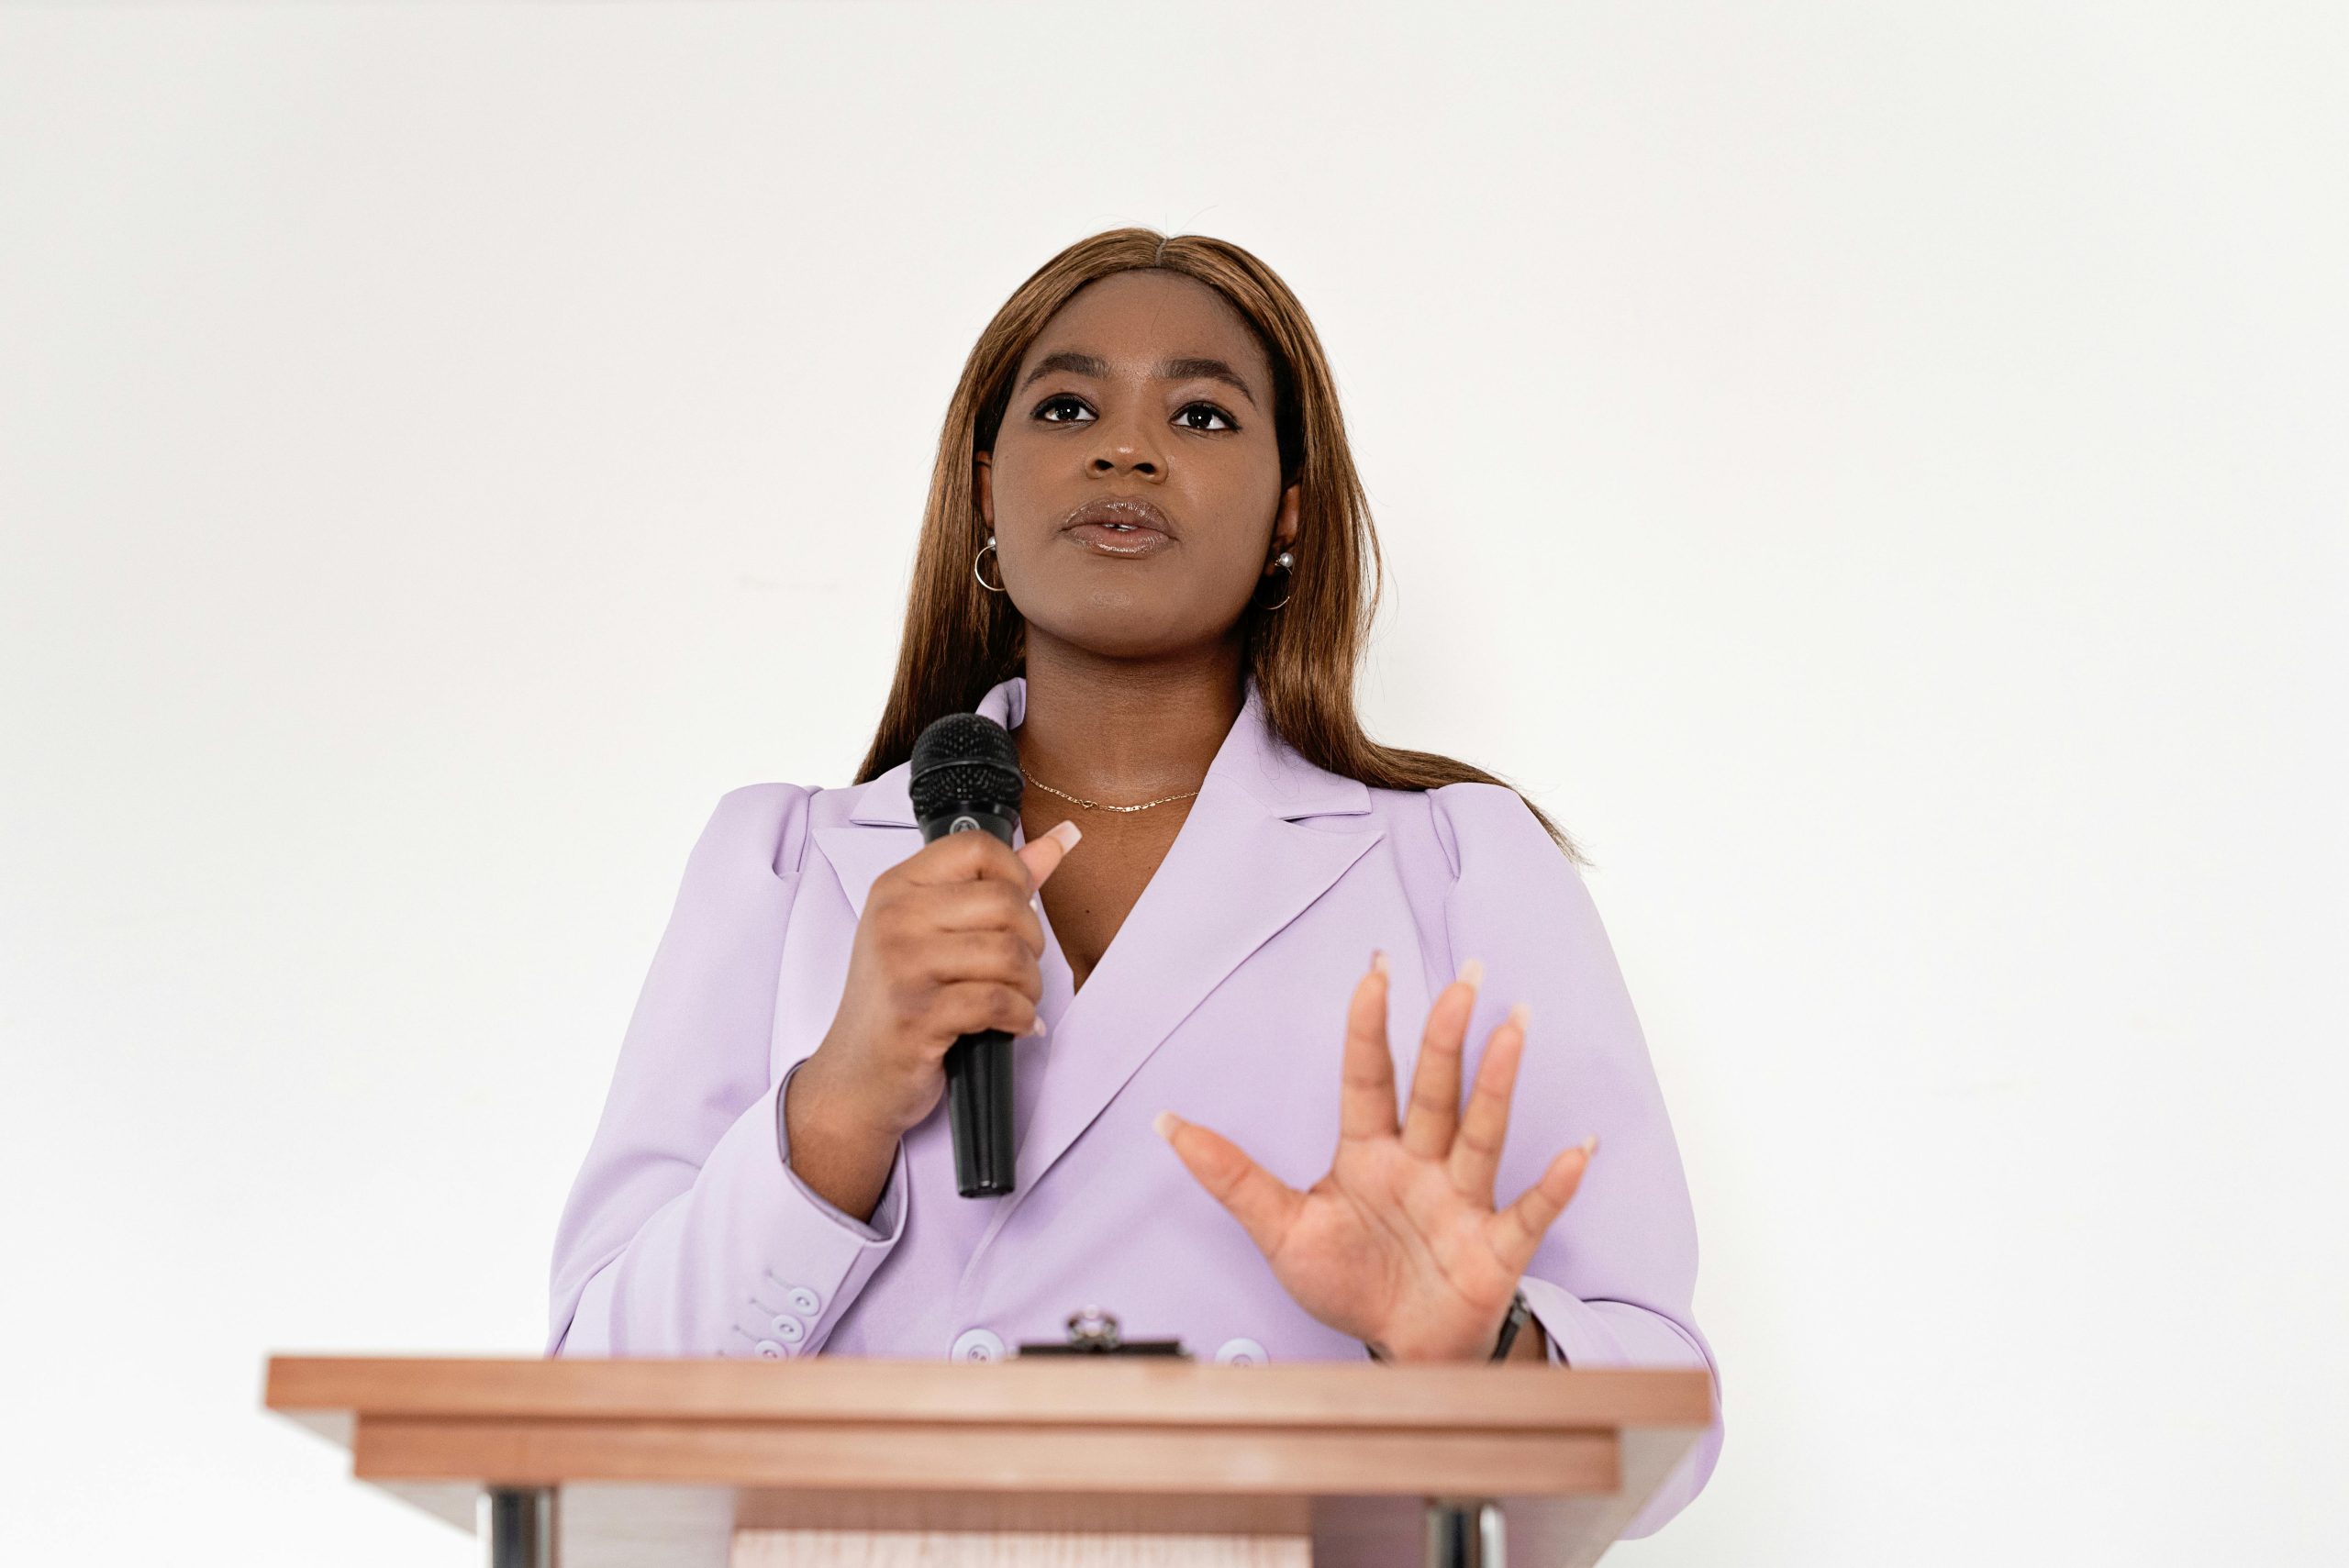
[1060,496,1177,556]
[1066,518,1173,555]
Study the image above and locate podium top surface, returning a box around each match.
[265,1354,1714,1433]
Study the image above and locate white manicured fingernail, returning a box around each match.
[1370,948,1389,975]
[1506,1001,1531,1031]
[1047,819,1083,851]
[1457,957,1485,988]
[1152,1110,1179,1141]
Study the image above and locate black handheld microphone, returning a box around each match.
[907,709,1024,1197]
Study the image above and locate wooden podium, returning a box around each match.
[264,1355,1711,1567]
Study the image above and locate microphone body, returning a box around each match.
[908,711,1025,1197]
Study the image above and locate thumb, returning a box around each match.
[1017,817,1083,892]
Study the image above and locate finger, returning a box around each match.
[914,932,1042,1001]
[917,880,1046,960]
[929,979,1045,1044]
[1399,959,1483,1160]
[1447,1002,1529,1207]
[1017,818,1083,892]
[904,823,1071,896]
[1339,955,1399,1143]
[1489,1137,1597,1273]
[1154,1110,1306,1260]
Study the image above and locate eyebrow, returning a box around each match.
[1018,350,1260,409]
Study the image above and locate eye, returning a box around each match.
[1177,402,1239,432]
[1034,394,1095,424]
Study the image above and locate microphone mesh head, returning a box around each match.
[908,711,1022,819]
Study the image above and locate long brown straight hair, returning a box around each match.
[852,228,1584,865]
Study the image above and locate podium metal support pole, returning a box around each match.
[1427,1497,1504,1568]
[480,1486,556,1568]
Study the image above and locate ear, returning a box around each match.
[974,450,994,528]
[1270,480,1301,560]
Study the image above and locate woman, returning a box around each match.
[546,229,1720,1531]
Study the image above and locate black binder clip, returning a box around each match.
[1015,1305,1190,1358]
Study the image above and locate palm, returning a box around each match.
[1154,955,1595,1363]
[1257,1136,1525,1355]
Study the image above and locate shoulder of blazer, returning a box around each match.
[1390,779,1551,884]
[706,781,818,881]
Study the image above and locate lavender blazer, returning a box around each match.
[547,673,1722,1532]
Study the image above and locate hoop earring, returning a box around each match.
[974,534,1005,594]
[1253,550,1295,611]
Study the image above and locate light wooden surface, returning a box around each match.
[263,1356,1713,1568]
[729,1530,1310,1568]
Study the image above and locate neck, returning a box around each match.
[1011,639,1243,806]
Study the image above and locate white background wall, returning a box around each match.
[3,2,2340,1562]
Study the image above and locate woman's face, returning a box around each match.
[977,269,1301,662]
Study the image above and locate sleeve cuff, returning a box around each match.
[555,1067,907,1359]
[1517,1273,1620,1367]
[713,1067,906,1359]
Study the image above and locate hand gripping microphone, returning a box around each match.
[907,709,1024,1197]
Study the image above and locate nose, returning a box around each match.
[1087,404,1163,478]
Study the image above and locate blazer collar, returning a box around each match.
[808,673,1383,1227]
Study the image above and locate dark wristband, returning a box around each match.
[1488,1288,1533,1360]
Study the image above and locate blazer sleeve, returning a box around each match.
[1431,782,1723,1535]
[545,783,908,1359]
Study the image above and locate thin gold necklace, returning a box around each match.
[1022,770,1202,813]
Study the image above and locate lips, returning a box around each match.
[1059,495,1178,543]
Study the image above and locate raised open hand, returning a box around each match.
[1154,951,1596,1363]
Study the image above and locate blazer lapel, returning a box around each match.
[809,673,1385,1247]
